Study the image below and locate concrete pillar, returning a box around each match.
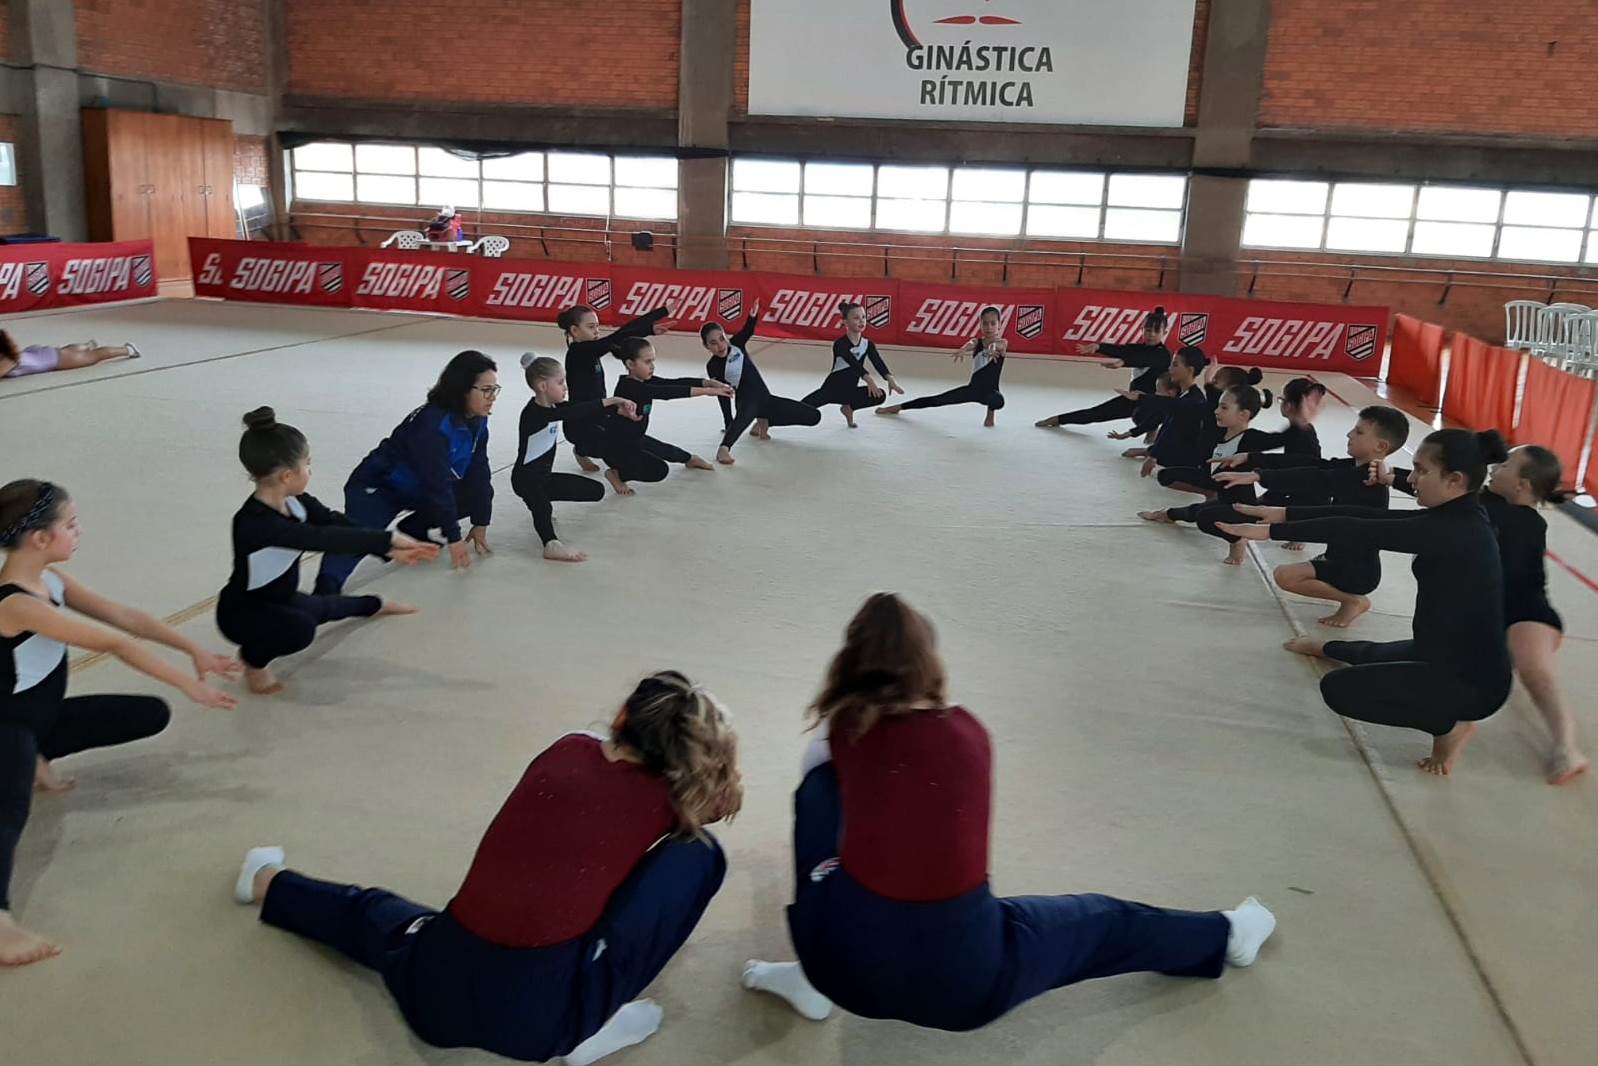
[1178,0,1272,296]
[9,0,86,240]
[675,0,735,270]
[263,0,291,239]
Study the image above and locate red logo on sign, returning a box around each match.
[446,269,470,302]
[585,278,612,310]
[864,295,893,330]
[1345,324,1377,361]
[1016,304,1045,339]
[319,262,343,294]
[1178,312,1209,347]
[717,288,744,322]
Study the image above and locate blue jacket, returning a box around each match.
[349,403,492,543]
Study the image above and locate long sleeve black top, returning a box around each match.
[564,307,670,404]
[224,494,392,601]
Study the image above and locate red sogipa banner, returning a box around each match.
[190,239,1390,373]
[0,239,158,314]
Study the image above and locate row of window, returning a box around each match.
[286,141,1598,264]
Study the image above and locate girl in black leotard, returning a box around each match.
[0,480,238,967]
[1220,430,1513,778]
[558,303,674,472]
[1036,307,1170,430]
[1374,445,1588,784]
[803,302,902,428]
[878,306,1008,427]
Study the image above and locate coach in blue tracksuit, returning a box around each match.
[315,350,498,593]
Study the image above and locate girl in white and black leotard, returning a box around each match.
[217,408,438,695]
[513,356,641,563]
[803,302,902,428]
[1220,430,1514,778]
[601,338,733,496]
[878,305,1007,427]
[558,304,674,471]
[1376,445,1588,784]
[703,303,821,464]
[1,479,238,967]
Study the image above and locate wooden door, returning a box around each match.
[200,120,237,238]
[108,111,154,241]
[144,114,189,279]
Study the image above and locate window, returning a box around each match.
[1243,177,1597,264]
[286,141,679,220]
[729,156,1187,243]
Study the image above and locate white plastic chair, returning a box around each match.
[1532,304,1588,368]
[470,235,511,258]
[1562,313,1598,379]
[380,230,427,250]
[1504,300,1542,350]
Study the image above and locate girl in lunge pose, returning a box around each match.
[878,305,1007,427]
[558,303,675,472]
[2,479,237,967]
[602,338,733,495]
[803,302,902,427]
[703,302,821,464]
[742,593,1276,1030]
[219,408,437,695]
[1036,306,1169,430]
[235,671,742,1063]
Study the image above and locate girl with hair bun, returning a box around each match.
[558,302,676,472]
[803,301,901,428]
[743,593,1276,1030]
[1,479,238,967]
[1036,306,1171,430]
[1371,443,1588,784]
[1221,429,1514,776]
[234,670,741,1064]
[878,305,1008,427]
[218,407,439,695]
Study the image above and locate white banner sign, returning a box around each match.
[748,0,1198,127]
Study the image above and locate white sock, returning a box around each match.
[234,846,285,904]
[563,1000,663,1066]
[742,959,834,1021]
[1223,896,1276,967]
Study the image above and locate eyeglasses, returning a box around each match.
[473,385,503,400]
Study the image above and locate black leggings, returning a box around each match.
[511,466,605,544]
[604,434,691,484]
[1319,640,1507,737]
[217,591,381,669]
[804,371,883,411]
[899,383,1005,413]
[1,696,171,909]
[722,395,821,449]
[1052,394,1137,425]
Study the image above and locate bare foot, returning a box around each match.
[1036,416,1061,428]
[245,667,285,696]
[983,411,996,428]
[877,405,901,415]
[1137,510,1174,524]
[543,540,588,563]
[1283,542,1307,552]
[752,419,770,440]
[605,469,636,496]
[1548,748,1590,786]
[1283,636,1327,658]
[841,407,857,428]
[1419,721,1479,777]
[0,912,61,967]
[686,455,715,471]
[1318,596,1370,628]
[576,453,600,473]
[1223,542,1247,566]
[34,758,76,794]
[377,599,418,616]
[716,446,735,465]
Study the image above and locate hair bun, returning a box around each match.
[1476,429,1510,465]
[242,406,277,431]
[1153,306,1166,316]
[519,351,538,369]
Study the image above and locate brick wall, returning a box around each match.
[76,0,268,94]
[286,0,680,109]
[0,115,27,234]
[734,0,1210,127]
[1261,0,1598,137]
[0,4,10,62]
[235,135,269,186]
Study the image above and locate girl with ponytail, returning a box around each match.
[235,670,740,1062]
[1036,305,1171,430]
[1369,442,1587,784]
[1220,429,1514,777]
